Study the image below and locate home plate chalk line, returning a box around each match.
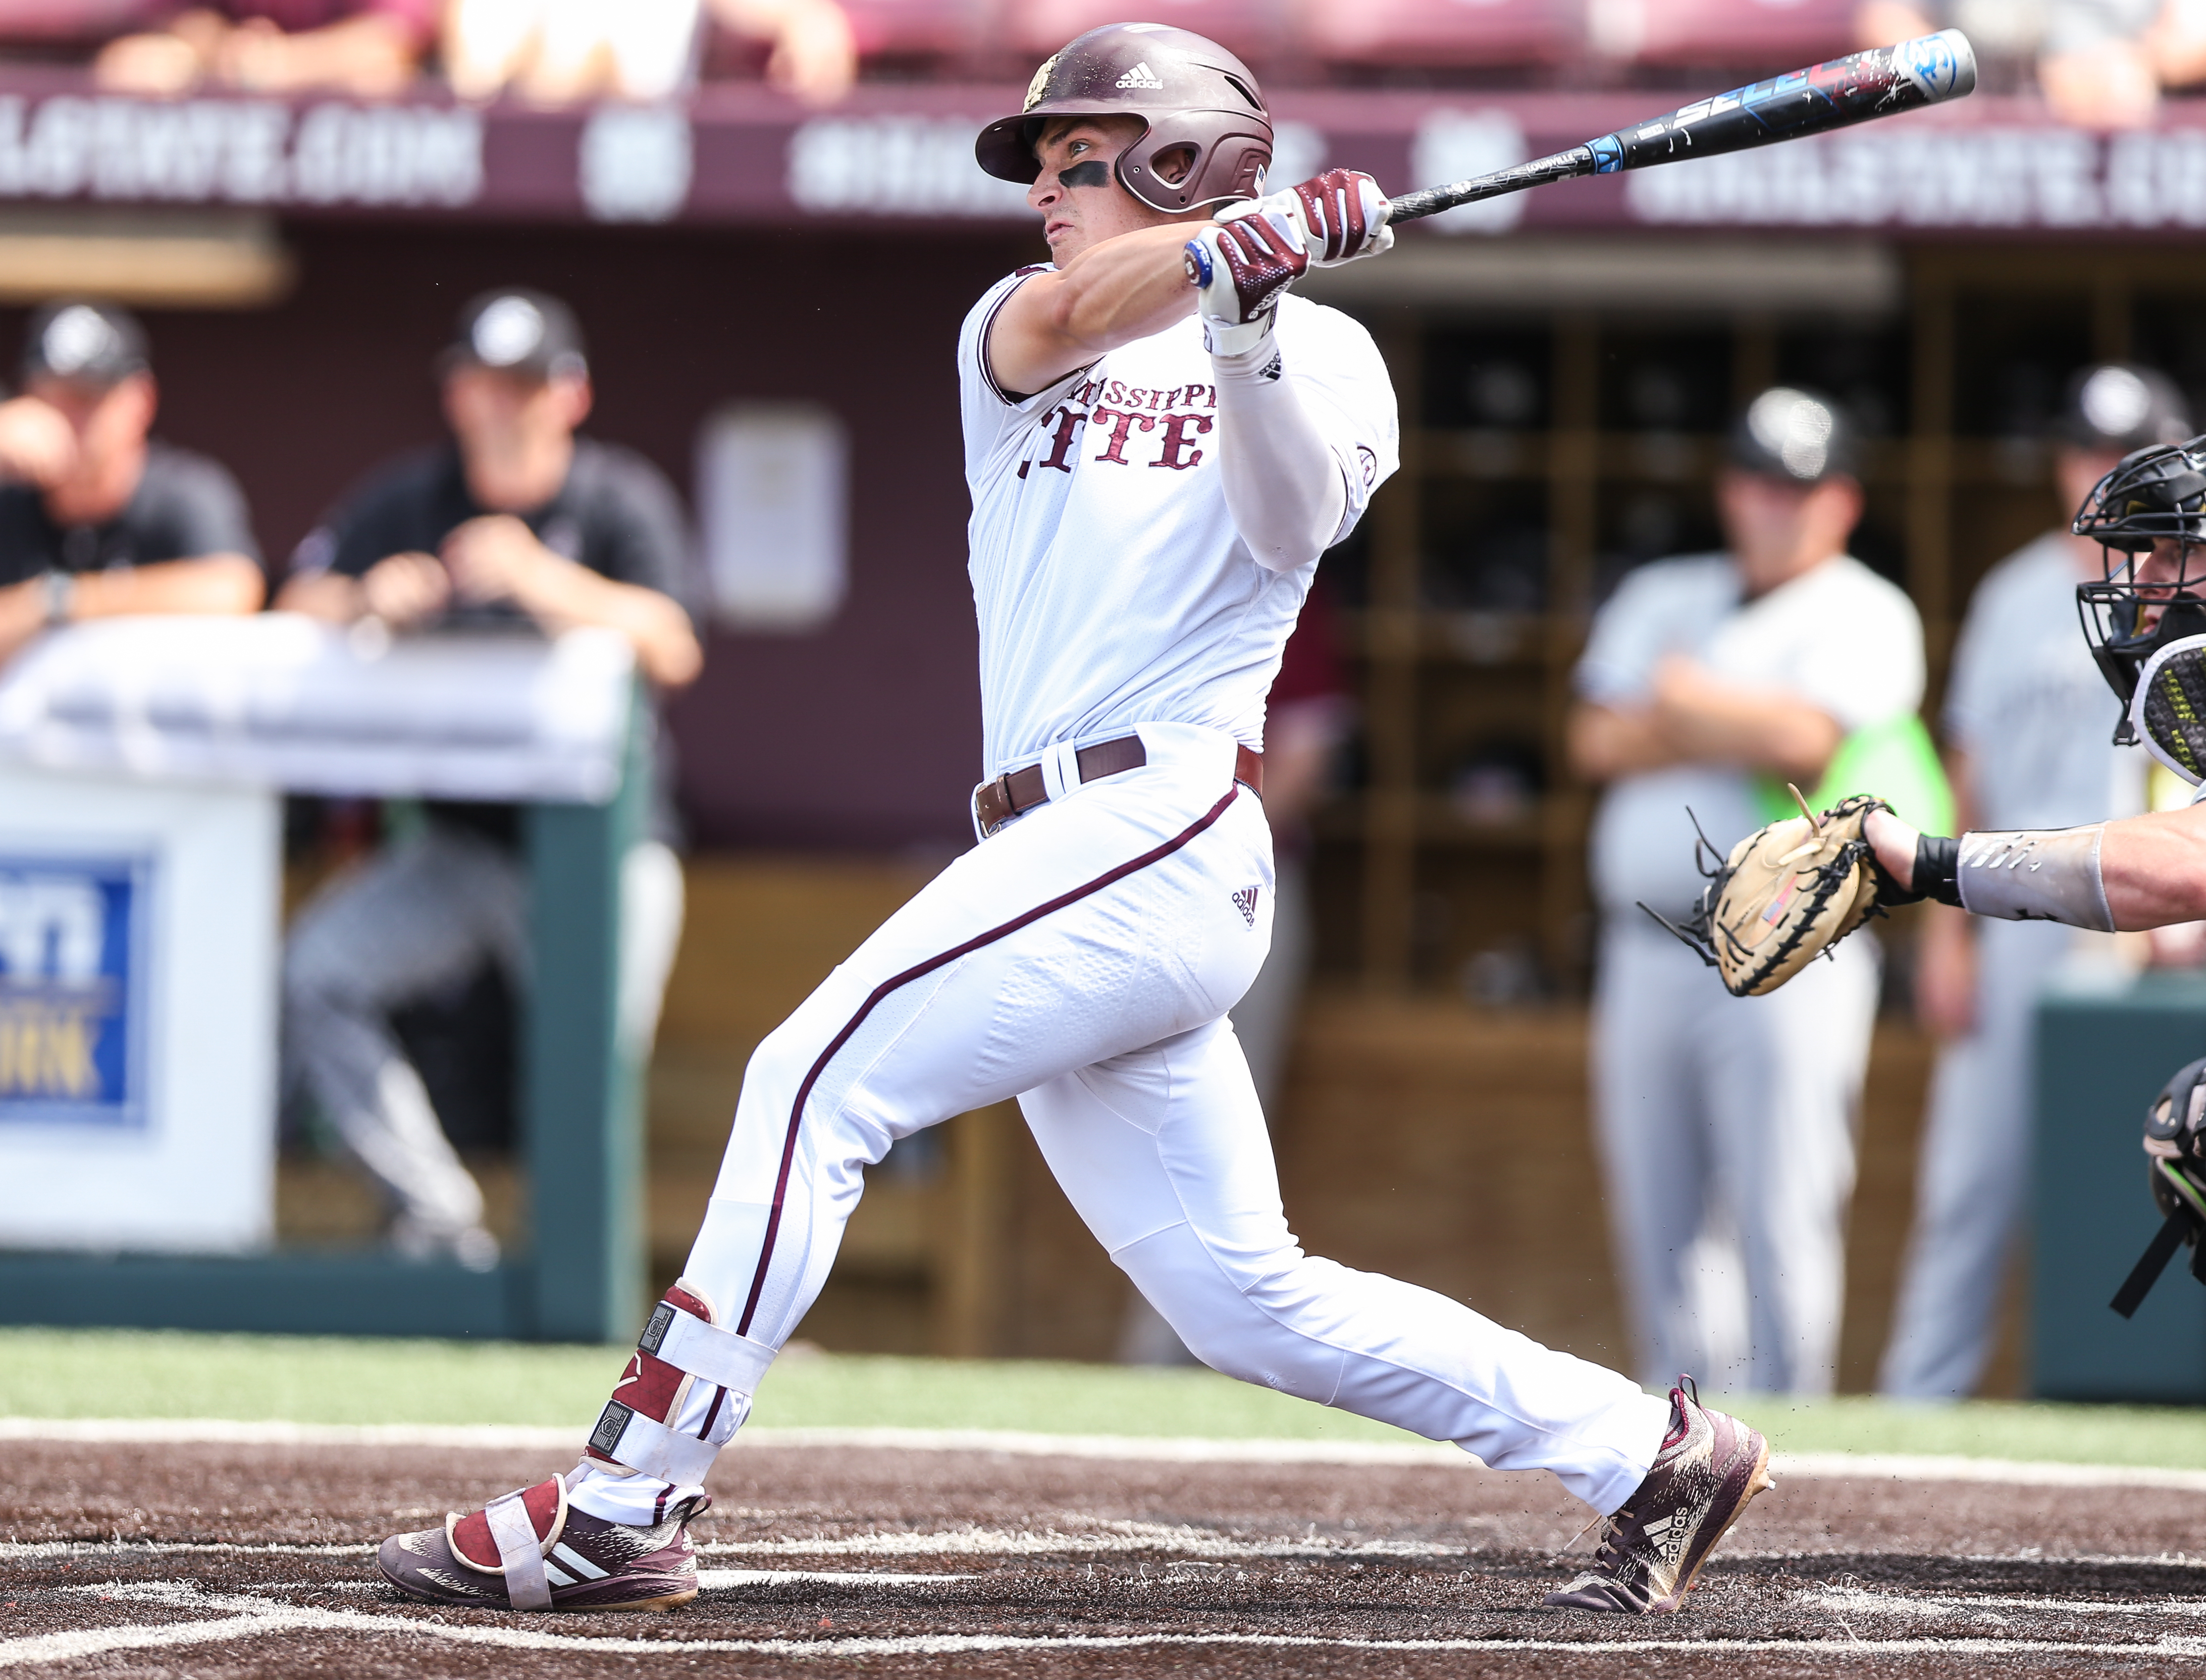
[14,1415,2206,1492]
[5,1583,2206,1670]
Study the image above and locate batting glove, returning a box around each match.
[1256,168,1394,267]
[1184,207,1309,359]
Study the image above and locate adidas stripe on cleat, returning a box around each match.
[1542,1376,1773,1616]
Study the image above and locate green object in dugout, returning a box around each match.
[1753,713,1954,836]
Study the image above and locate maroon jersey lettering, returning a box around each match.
[1152,413,1213,471]
[1090,406,1157,465]
[1035,405,1089,474]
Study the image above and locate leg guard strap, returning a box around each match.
[588,1400,722,1485]
[641,1299,777,1395]
[485,1490,553,1610]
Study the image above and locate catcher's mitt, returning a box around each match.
[1645,790,1904,998]
[2111,1054,2206,1318]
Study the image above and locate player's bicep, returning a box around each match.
[983,272,1091,401]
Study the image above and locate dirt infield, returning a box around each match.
[9,1435,2206,1677]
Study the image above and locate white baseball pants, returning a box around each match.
[1593,920,1879,1396]
[578,723,1666,1522]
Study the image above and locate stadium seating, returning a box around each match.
[836,0,982,60]
[1003,0,1282,61]
[0,0,147,44]
[1588,0,1858,68]
[1300,0,1578,70]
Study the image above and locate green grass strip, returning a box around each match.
[5,1328,2206,1470]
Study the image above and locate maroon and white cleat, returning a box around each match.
[377,1472,710,1612]
[1542,1376,1773,1615]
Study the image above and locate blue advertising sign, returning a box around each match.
[0,854,150,1128]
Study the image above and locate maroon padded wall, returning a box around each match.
[1,218,1037,850]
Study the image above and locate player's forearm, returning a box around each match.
[1651,686,1840,785]
[1212,344,1348,573]
[2100,806,2206,928]
[0,575,46,666]
[511,559,703,688]
[71,555,265,618]
[1567,703,1681,780]
[274,570,364,622]
[991,225,1200,394]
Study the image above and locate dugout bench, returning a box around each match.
[0,618,652,1344]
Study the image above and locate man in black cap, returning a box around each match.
[276,287,700,1266]
[0,299,263,669]
[1569,387,1929,1396]
[1879,363,2192,1400]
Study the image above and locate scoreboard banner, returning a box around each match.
[0,73,2193,235]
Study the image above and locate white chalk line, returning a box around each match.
[14,1530,2206,1573]
[4,1582,2205,1669]
[14,1416,2206,1492]
[1812,1583,2206,1621]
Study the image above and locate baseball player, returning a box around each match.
[1878,365,2184,1401]
[1571,390,1928,1398]
[1681,434,2206,1318]
[376,24,1771,1618]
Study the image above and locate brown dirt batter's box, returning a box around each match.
[7,1436,2206,1677]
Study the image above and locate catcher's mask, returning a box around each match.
[2113,1054,2206,1316]
[974,23,1273,214]
[2075,437,2206,744]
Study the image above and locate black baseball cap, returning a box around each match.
[443,289,588,382]
[22,300,148,388]
[1727,386,1858,484]
[2055,363,2192,454]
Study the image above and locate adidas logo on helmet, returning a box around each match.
[1116,60,1163,89]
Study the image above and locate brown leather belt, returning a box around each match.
[973,735,1262,838]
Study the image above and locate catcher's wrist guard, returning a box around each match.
[1911,834,1961,908]
[1953,824,2114,931]
[2112,1054,2206,1317]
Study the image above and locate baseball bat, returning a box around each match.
[1383,29,1977,225]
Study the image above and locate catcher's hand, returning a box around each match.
[1645,789,1914,998]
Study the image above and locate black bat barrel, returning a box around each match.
[1384,29,1977,226]
[1588,29,1976,174]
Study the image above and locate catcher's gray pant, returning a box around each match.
[571,725,1669,1527]
[283,823,684,1246]
[1878,919,2074,1400]
[1592,920,1879,1396]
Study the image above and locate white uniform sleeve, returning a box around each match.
[957,269,1061,475]
[1275,299,1400,545]
[1574,559,1731,707]
[1941,560,2009,754]
[1783,568,1926,731]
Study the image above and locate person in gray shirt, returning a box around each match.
[1878,364,2185,1399]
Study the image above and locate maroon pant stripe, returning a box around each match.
[735,783,1244,1336]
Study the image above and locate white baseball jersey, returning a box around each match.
[958,273,1398,779]
[565,259,1673,1536]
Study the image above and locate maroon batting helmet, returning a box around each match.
[975,23,1273,214]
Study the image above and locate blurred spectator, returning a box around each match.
[1858,0,2206,126]
[95,0,434,96]
[1570,388,1925,1395]
[443,0,851,105]
[1117,587,1351,1365]
[1878,365,2182,1400]
[0,300,262,672]
[275,288,701,1267]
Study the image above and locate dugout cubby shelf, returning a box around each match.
[1319,245,2206,1001]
